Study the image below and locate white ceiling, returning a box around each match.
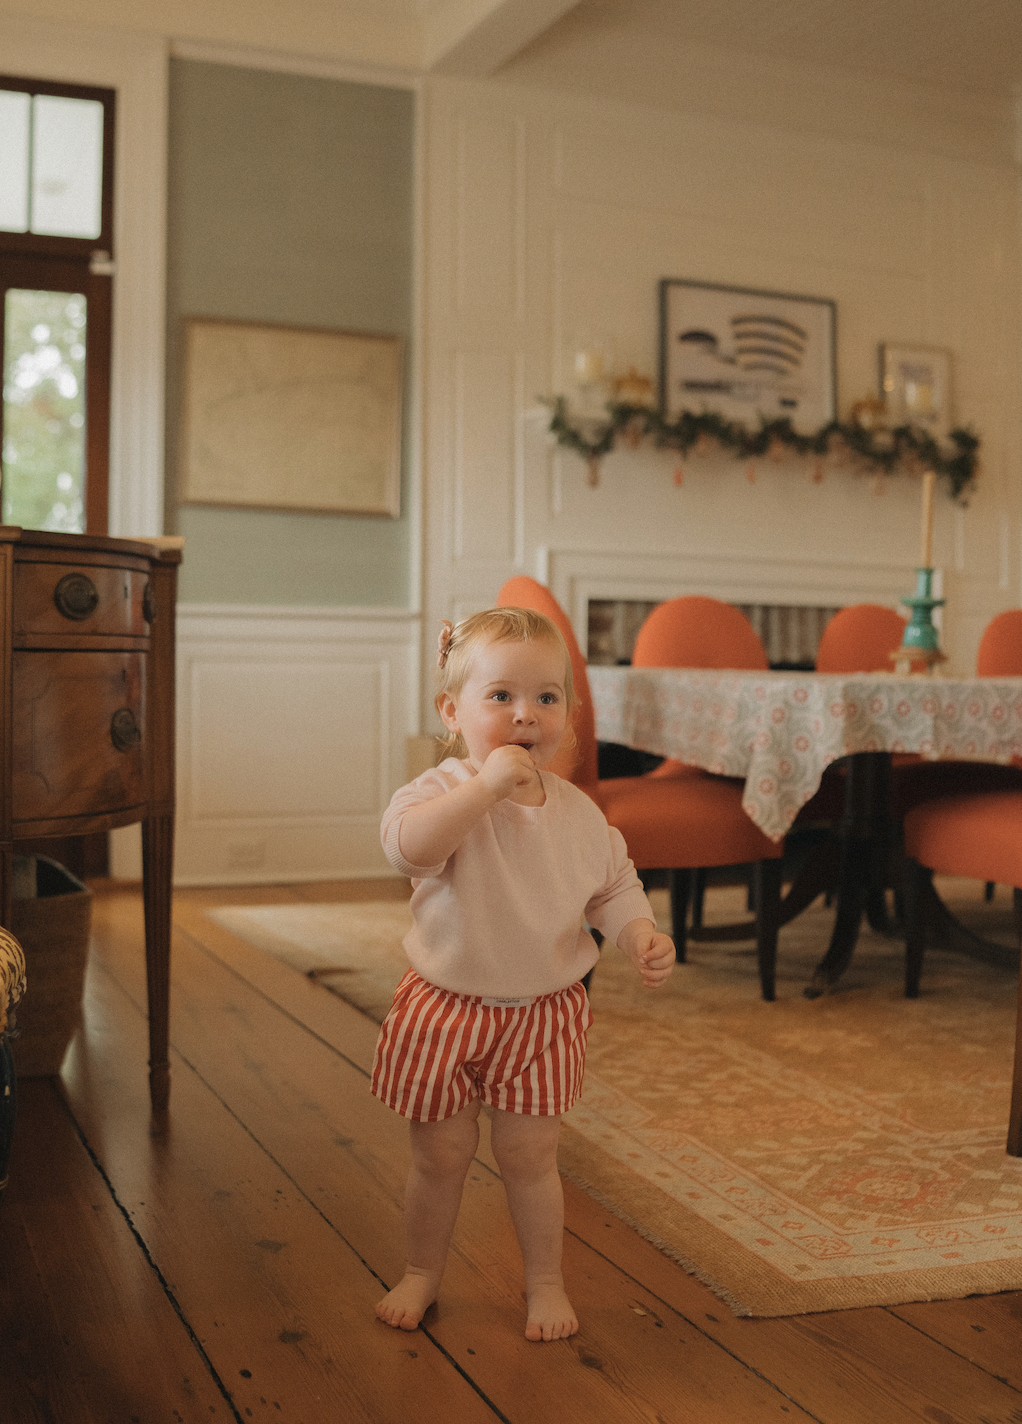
[509,0,1022,96]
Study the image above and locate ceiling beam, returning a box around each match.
[424,0,581,76]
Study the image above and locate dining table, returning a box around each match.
[589,663,1022,995]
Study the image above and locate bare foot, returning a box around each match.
[524,1280,578,1341]
[375,1271,439,1330]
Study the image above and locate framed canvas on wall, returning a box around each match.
[660,279,837,432]
[180,318,403,517]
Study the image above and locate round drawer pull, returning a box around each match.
[110,708,142,753]
[53,573,99,621]
[143,580,156,624]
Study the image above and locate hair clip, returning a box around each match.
[437,620,454,668]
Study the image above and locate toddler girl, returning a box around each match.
[371,606,675,1341]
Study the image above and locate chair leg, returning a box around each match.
[903,856,932,998]
[1009,939,1022,1157]
[669,869,691,962]
[691,868,706,929]
[985,880,996,903]
[753,859,783,1002]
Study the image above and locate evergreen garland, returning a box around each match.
[544,397,979,500]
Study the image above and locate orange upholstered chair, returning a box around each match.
[496,577,786,998]
[815,603,907,673]
[903,791,1022,1155]
[977,609,1022,676]
[632,596,768,671]
[631,596,767,781]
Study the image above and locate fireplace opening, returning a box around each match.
[587,599,841,671]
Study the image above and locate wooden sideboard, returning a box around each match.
[0,527,180,1113]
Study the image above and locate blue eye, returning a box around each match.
[539,693,559,704]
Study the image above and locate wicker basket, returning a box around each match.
[10,857,93,1078]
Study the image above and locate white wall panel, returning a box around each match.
[453,349,518,561]
[187,661,384,821]
[455,111,525,321]
[172,606,418,884]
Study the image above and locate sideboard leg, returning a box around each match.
[142,814,174,1116]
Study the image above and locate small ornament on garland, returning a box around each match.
[612,367,657,409]
[613,369,656,451]
[849,395,887,431]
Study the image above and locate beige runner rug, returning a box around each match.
[209,881,1022,1317]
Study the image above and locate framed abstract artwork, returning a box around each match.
[180,318,403,517]
[659,278,837,430]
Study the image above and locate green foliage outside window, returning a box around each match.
[2,288,87,532]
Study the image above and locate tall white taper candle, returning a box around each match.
[919,470,935,568]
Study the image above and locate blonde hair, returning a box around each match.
[435,607,578,760]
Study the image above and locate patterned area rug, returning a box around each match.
[209,881,1022,1317]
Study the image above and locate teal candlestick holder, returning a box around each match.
[891,567,947,672]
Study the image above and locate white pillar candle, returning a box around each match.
[574,349,604,385]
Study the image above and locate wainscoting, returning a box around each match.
[108,606,420,886]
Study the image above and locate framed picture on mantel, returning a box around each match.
[180,318,403,517]
[880,342,952,436]
[659,278,837,431]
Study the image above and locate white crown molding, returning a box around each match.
[169,36,420,90]
[424,0,580,76]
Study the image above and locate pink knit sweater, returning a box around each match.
[381,758,654,998]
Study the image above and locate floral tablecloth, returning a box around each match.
[589,666,1022,842]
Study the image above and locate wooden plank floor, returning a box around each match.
[2,880,1022,1424]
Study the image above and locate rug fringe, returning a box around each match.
[559,1165,755,1317]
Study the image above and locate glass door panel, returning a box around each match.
[2,287,87,531]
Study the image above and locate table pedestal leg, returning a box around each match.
[142,814,173,1116]
[806,752,893,998]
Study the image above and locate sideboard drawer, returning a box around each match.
[13,562,150,638]
[12,651,147,822]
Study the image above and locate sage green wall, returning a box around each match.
[166,59,414,605]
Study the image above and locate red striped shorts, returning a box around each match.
[371,969,592,1122]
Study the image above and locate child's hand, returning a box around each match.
[478,744,539,800]
[617,919,675,988]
